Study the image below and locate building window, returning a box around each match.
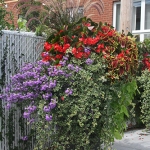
[67,6,83,22]
[113,0,150,41]
[113,2,120,31]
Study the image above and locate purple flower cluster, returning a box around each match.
[0,59,82,124]
[67,64,81,72]
[85,58,94,65]
[45,114,52,121]
[84,47,91,53]
[65,88,73,96]
[58,55,69,67]
[43,99,56,121]
[22,136,28,141]
[43,99,56,113]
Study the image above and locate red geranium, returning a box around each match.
[55,54,63,60]
[44,42,52,51]
[72,47,84,59]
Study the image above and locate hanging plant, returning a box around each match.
[0,17,138,150]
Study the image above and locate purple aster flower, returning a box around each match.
[49,99,56,109]
[5,103,11,110]
[59,60,66,66]
[22,136,28,141]
[29,118,35,124]
[67,64,74,70]
[43,106,51,112]
[65,88,73,96]
[23,112,30,119]
[27,105,36,113]
[85,58,93,65]
[62,56,68,61]
[43,93,52,100]
[41,84,49,91]
[75,66,82,72]
[84,47,91,53]
[45,114,52,121]
[5,86,10,92]
[49,80,56,88]
[34,66,41,72]
[40,75,48,82]
[25,92,35,100]
[57,70,66,75]
[65,73,72,77]
[41,52,49,57]
[42,61,50,66]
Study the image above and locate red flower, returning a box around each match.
[55,64,62,67]
[117,52,125,59]
[61,96,64,101]
[125,49,130,55]
[59,30,64,34]
[63,36,70,44]
[63,43,70,52]
[95,48,101,53]
[42,55,51,61]
[83,23,91,27]
[44,42,52,51]
[96,43,105,53]
[107,30,114,37]
[54,44,63,53]
[72,47,83,59]
[72,47,77,54]
[75,52,83,59]
[79,37,85,42]
[55,54,63,60]
[83,51,90,58]
[97,44,104,49]
[102,26,109,33]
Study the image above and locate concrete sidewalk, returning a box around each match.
[112,129,150,150]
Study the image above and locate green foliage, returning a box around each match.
[15,0,42,31]
[31,18,138,149]
[17,18,27,31]
[137,39,150,59]
[133,39,150,129]
[31,54,137,149]
[136,39,150,74]
[137,69,150,130]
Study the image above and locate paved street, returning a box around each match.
[112,129,150,150]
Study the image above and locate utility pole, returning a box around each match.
[120,0,133,35]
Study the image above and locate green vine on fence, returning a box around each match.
[0,35,8,142]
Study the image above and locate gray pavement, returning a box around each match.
[112,129,150,150]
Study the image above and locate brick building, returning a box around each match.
[3,0,18,26]
[4,0,117,27]
[3,0,150,41]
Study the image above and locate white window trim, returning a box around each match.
[113,0,150,41]
[113,2,120,29]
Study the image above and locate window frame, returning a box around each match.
[113,0,150,41]
[113,1,120,30]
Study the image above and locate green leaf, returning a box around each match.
[114,131,122,140]
[121,105,129,117]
